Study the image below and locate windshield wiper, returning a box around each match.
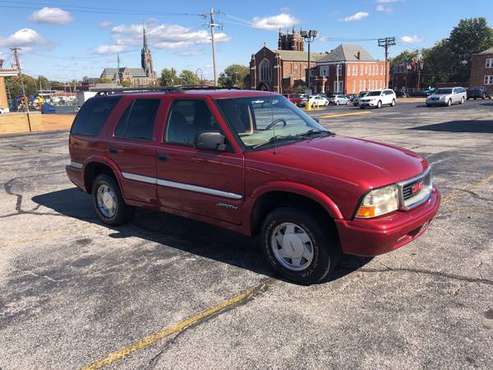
[251,130,334,150]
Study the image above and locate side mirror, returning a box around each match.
[196,131,227,151]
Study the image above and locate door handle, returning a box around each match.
[109,147,119,154]
[157,153,168,161]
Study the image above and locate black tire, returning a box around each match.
[92,174,134,226]
[260,207,341,285]
[391,99,396,107]
[447,99,452,107]
[377,100,382,109]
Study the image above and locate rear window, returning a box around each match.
[71,97,120,137]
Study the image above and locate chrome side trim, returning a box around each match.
[70,161,83,169]
[122,172,157,185]
[121,172,242,200]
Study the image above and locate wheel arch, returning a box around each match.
[248,184,343,236]
[83,159,121,194]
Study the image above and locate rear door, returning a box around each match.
[107,97,163,205]
[156,97,244,224]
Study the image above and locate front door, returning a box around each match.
[108,97,162,205]
[156,98,244,224]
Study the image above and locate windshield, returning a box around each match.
[367,91,382,96]
[358,91,368,97]
[216,96,329,150]
[436,88,453,94]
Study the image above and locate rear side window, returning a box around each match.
[114,99,160,141]
[71,97,120,136]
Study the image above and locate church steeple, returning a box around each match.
[141,25,155,79]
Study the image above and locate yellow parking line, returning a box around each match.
[81,281,268,370]
[319,111,371,119]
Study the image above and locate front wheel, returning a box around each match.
[391,99,396,107]
[460,97,465,104]
[260,207,341,285]
[92,174,134,226]
[377,100,382,109]
[447,99,452,106]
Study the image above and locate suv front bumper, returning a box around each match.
[335,187,440,256]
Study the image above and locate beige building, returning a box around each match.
[0,59,17,111]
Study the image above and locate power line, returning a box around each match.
[378,37,396,88]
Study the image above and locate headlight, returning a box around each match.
[356,184,399,218]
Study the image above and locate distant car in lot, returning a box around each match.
[283,94,304,106]
[329,94,350,105]
[426,87,467,107]
[66,88,440,284]
[308,95,329,107]
[0,107,6,114]
[352,91,368,106]
[467,86,491,100]
[359,89,397,109]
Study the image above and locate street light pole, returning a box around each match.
[300,30,319,94]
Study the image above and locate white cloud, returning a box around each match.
[376,0,401,12]
[95,44,126,55]
[343,11,369,22]
[31,7,73,25]
[401,35,423,44]
[251,13,298,30]
[0,28,45,48]
[99,23,229,52]
[99,20,112,28]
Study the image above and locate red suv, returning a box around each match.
[67,88,440,284]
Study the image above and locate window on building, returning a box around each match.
[353,65,358,76]
[485,58,493,68]
[115,99,160,141]
[320,66,329,77]
[485,75,493,85]
[259,59,271,82]
[165,99,222,146]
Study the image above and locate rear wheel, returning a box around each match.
[92,174,134,226]
[260,207,341,285]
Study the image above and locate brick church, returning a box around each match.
[249,29,388,95]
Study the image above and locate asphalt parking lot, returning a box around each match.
[0,100,492,369]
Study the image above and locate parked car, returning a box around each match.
[467,86,491,100]
[359,89,397,109]
[352,91,368,106]
[426,87,467,107]
[329,94,350,105]
[283,94,303,106]
[0,107,6,114]
[67,88,440,284]
[307,95,329,107]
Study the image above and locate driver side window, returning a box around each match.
[165,99,222,146]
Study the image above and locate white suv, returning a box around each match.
[359,89,397,109]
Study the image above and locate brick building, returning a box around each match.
[249,30,325,93]
[470,47,493,93]
[312,44,388,95]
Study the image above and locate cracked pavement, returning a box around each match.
[0,101,492,369]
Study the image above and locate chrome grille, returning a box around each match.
[398,168,432,210]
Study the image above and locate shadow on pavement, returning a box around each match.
[410,120,493,134]
[32,188,371,284]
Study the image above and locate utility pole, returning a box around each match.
[11,48,31,132]
[378,37,396,88]
[208,8,219,86]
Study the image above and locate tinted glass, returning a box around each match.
[436,88,453,94]
[71,97,120,136]
[115,99,160,140]
[368,91,382,96]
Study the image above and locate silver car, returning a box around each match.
[426,87,467,107]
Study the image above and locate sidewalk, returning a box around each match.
[0,112,75,135]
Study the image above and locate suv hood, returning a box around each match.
[246,135,427,190]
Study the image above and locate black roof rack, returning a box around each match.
[94,85,241,96]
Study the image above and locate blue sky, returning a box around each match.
[0,0,492,81]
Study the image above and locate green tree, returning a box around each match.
[37,75,50,90]
[5,74,38,98]
[391,50,419,67]
[179,70,200,86]
[159,68,180,86]
[218,64,249,88]
[448,17,493,82]
[422,40,455,85]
